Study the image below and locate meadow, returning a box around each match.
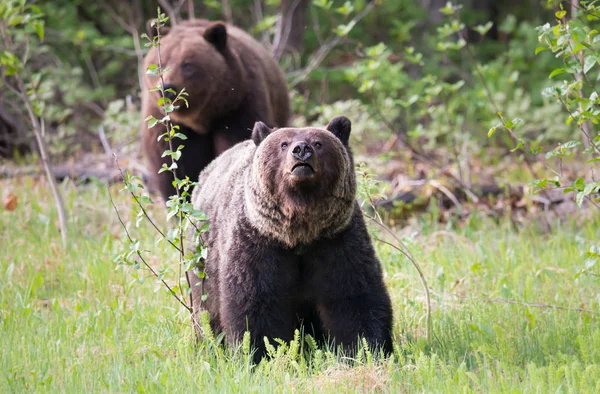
[1,177,599,393]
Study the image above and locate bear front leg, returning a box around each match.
[219,239,298,363]
[317,292,393,356]
[309,214,394,356]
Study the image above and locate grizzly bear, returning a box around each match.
[141,19,290,201]
[188,116,393,362]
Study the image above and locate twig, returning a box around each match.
[221,0,233,24]
[108,185,192,313]
[571,0,592,149]
[83,54,101,89]
[98,125,112,156]
[429,179,461,208]
[364,214,432,340]
[272,0,303,60]
[101,2,146,114]
[187,0,195,19]
[311,5,324,45]
[113,153,182,254]
[543,160,600,211]
[157,0,177,25]
[253,0,271,46]
[0,23,68,248]
[154,17,193,313]
[289,1,375,88]
[367,94,423,158]
[433,290,597,314]
[555,95,600,156]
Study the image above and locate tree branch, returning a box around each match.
[0,22,68,248]
[108,185,191,313]
[289,1,375,88]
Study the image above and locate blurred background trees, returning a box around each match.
[1,0,598,217]
[0,0,559,157]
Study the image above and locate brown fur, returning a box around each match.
[189,117,393,362]
[141,19,290,201]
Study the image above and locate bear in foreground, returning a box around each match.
[189,116,393,362]
[142,19,290,201]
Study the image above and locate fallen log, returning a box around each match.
[0,154,148,185]
[373,180,584,221]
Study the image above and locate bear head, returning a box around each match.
[143,21,243,133]
[246,116,357,247]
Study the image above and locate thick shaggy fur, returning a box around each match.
[189,117,393,362]
[142,19,290,201]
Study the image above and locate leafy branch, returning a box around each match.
[112,8,209,316]
[356,164,432,341]
[0,2,68,247]
[108,185,191,312]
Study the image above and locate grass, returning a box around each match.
[1,177,599,393]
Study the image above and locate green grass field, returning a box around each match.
[1,177,599,393]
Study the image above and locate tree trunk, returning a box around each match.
[272,0,310,60]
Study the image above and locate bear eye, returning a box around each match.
[314,142,322,149]
[281,142,288,150]
[181,63,195,75]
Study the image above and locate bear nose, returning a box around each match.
[291,142,313,161]
[162,84,178,102]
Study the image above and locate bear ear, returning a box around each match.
[252,121,273,146]
[203,22,228,51]
[326,116,351,146]
[146,19,171,39]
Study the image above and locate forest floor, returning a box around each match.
[1,177,599,392]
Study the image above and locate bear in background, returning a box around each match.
[189,116,393,363]
[141,19,290,201]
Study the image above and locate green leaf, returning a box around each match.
[561,140,582,149]
[145,115,158,128]
[535,46,548,55]
[510,140,524,152]
[555,10,567,19]
[572,43,586,54]
[587,157,600,164]
[173,133,188,140]
[7,15,24,27]
[313,0,333,10]
[474,21,493,36]
[158,163,170,174]
[253,15,278,33]
[583,55,597,74]
[549,68,567,78]
[335,1,354,16]
[582,181,600,197]
[34,21,44,41]
[584,259,597,270]
[440,2,462,16]
[576,191,585,207]
[146,64,160,76]
[333,21,356,37]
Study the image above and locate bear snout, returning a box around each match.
[291,141,313,161]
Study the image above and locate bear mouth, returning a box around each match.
[291,163,314,177]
